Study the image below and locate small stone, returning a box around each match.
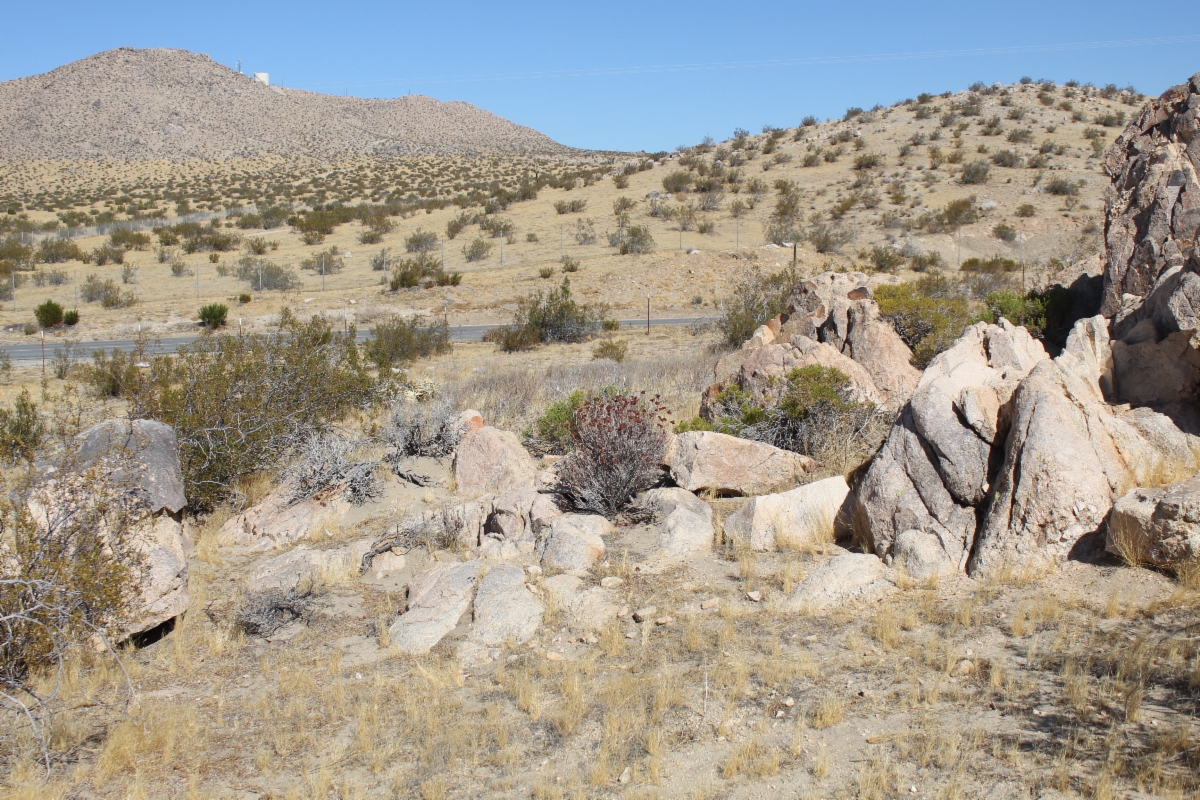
[584,635,598,644]
[618,766,632,784]
[625,631,637,639]
[746,591,763,603]
[804,634,818,642]
[632,606,657,623]
[600,576,624,588]
[784,697,795,707]
[546,652,563,662]
[775,710,786,718]
[950,659,974,678]
[526,565,542,578]
[655,616,673,626]
[617,606,630,618]
[700,598,721,610]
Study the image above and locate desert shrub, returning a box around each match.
[493,278,603,351]
[1016,203,1037,218]
[364,314,451,370]
[281,431,380,505]
[920,198,978,233]
[561,256,580,273]
[715,265,796,347]
[807,222,848,253]
[357,228,383,245]
[910,250,946,272]
[37,237,84,264]
[993,223,1018,242]
[382,398,464,461]
[553,199,588,214]
[405,229,439,253]
[539,266,555,279]
[88,243,125,265]
[34,299,64,328]
[853,152,883,170]
[370,248,390,271]
[703,366,889,474]
[198,303,228,329]
[528,390,588,454]
[300,246,344,274]
[662,171,693,193]
[984,286,1074,344]
[235,588,316,637]
[109,229,150,250]
[462,237,493,262]
[236,259,300,291]
[613,174,629,189]
[445,211,477,240]
[389,253,448,290]
[1007,128,1034,144]
[960,160,990,184]
[875,276,982,368]
[992,150,1021,167]
[63,309,79,326]
[80,274,128,306]
[866,246,905,272]
[617,225,655,255]
[1094,110,1127,127]
[961,255,1020,273]
[0,463,147,752]
[111,310,372,511]
[0,390,45,465]
[1045,177,1079,196]
[573,218,597,245]
[592,339,627,363]
[237,205,290,230]
[556,393,672,517]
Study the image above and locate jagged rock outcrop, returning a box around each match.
[453,426,538,495]
[388,560,484,655]
[701,271,921,418]
[1108,475,1200,568]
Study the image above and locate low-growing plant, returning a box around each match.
[960,160,990,184]
[491,277,603,351]
[993,223,1018,242]
[365,315,451,371]
[592,339,627,363]
[715,265,796,347]
[63,309,79,326]
[875,276,982,368]
[198,303,228,329]
[34,299,64,328]
[462,237,493,262]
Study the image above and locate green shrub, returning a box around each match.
[36,237,84,264]
[960,160,990,184]
[63,309,79,326]
[109,229,150,250]
[715,265,796,347]
[993,223,1018,242]
[539,266,555,279]
[875,277,982,368]
[462,238,493,263]
[390,253,446,290]
[1016,203,1037,218]
[617,225,655,255]
[866,246,905,272]
[198,303,228,329]
[561,256,580,273]
[492,278,603,351]
[1045,177,1079,196]
[592,339,627,363]
[34,300,64,328]
[961,255,1020,272]
[529,390,588,453]
[853,152,883,170]
[365,315,451,370]
[405,229,438,253]
[88,244,125,266]
[991,150,1021,168]
[984,286,1074,343]
[300,246,344,274]
[661,171,693,193]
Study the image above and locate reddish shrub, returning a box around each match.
[556,393,672,517]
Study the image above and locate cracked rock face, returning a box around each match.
[1102,72,1200,331]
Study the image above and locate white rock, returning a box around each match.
[540,514,609,572]
[389,560,484,655]
[724,477,851,551]
[471,565,545,645]
[783,553,892,613]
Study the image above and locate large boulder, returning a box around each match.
[539,514,609,572]
[666,431,815,497]
[453,426,537,495]
[783,553,893,613]
[854,321,1049,575]
[389,560,484,655]
[471,565,544,645]
[1102,73,1200,323]
[1109,474,1200,568]
[76,419,187,515]
[724,477,852,551]
[127,516,190,636]
[640,487,714,557]
[251,539,373,592]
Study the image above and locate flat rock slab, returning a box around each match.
[784,553,892,613]
[724,476,851,552]
[667,431,814,497]
[250,538,373,592]
[453,426,537,495]
[541,514,610,572]
[542,574,620,631]
[471,565,544,646]
[390,560,484,655]
[641,487,714,558]
[77,418,187,514]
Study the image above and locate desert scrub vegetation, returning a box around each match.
[488,278,606,352]
[555,392,673,517]
[715,265,797,347]
[196,303,228,329]
[364,314,452,371]
[692,365,889,475]
[85,310,372,511]
[875,275,982,368]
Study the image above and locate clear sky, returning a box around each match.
[2,1,1197,153]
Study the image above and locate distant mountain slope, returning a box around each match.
[0,47,572,161]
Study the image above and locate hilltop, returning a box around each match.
[0,47,572,161]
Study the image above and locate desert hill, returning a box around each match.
[0,47,572,161]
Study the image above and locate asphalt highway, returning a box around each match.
[0,317,716,363]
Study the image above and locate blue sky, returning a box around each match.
[2,1,1197,152]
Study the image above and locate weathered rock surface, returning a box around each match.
[128,515,190,635]
[783,553,892,613]
[724,477,852,551]
[1102,73,1200,323]
[221,486,352,548]
[640,487,714,557]
[540,514,609,572]
[471,565,544,645]
[542,574,620,631]
[1109,474,1200,567]
[389,560,484,655]
[76,419,187,514]
[855,321,1048,575]
[453,426,538,495]
[251,539,373,592]
[666,431,815,497]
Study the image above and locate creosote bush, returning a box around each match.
[365,314,451,371]
[490,278,604,352]
[556,393,673,517]
[715,265,796,347]
[875,276,982,368]
[34,299,64,328]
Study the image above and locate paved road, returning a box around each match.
[0,317,716,363]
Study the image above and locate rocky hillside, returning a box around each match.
[0,48,572,161]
